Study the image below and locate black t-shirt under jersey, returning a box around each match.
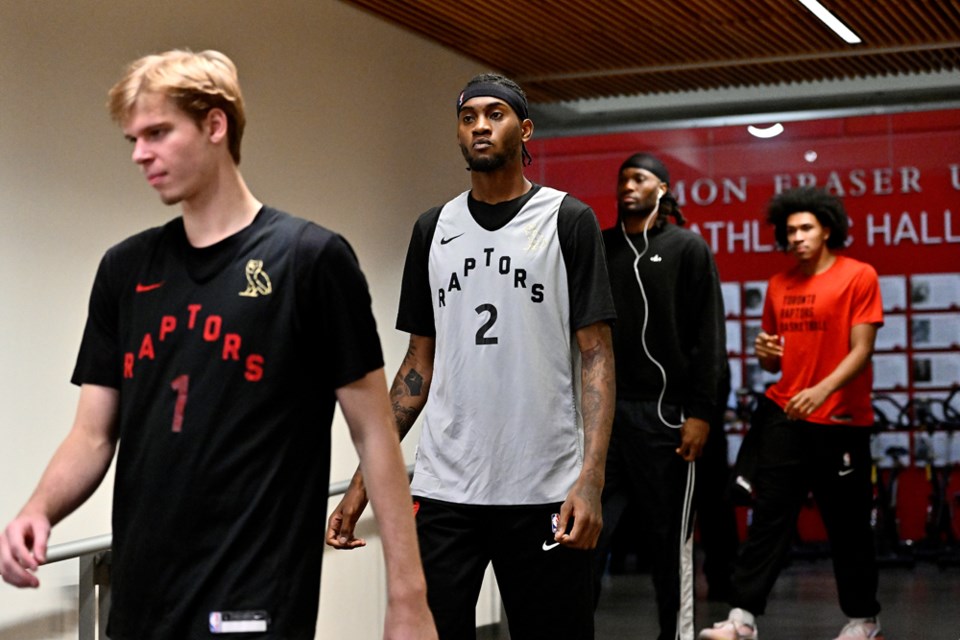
[397,184,616,336]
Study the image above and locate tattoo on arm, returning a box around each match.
[403,370,424,396]
[390,375,420,439]
[578,327,615,483]
[389,341,432,439]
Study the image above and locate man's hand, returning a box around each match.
[0,512,51,588]
[676,417,710,461]
[782,323,878,421]
[555,477,603,550]
[754,331,784,374]
[336,367,435,638]
[754,331,783,360]
[325,480,369,550]
[784,384,831,421]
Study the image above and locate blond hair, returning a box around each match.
[108,49,246,164]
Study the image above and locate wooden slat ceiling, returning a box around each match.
[341,0,960,104]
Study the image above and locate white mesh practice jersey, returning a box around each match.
[410,187,583,505]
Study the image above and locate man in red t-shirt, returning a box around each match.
[700,188,884,640]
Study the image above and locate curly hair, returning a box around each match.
[766,187,848,250]
[108,49,246,164]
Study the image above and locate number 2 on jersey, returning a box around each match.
[475,303,499,345]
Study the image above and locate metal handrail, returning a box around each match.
[42,470,402,566]
[46,534,113,565]
[19,464,511,640]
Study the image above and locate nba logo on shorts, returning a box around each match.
[550,513,560,534]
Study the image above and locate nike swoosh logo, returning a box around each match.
[135,281,165,293]
[542,541,560,551]
[838,468,855,476]
[440,233,464,245]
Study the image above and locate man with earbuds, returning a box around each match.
[594,153,726,640]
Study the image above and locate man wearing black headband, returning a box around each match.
[594,152,726,640]
[328,73,616,638]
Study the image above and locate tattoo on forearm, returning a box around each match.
[404,369,424,395]
[579,334,615,473]
[389,342,431,438]
[389,374,419,437]
[392,401,419,438]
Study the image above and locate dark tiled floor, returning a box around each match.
[595,556,960,639]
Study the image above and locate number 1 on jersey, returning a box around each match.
[171,374,189,432]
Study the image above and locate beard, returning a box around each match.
[459,135,521,173]
[461,146,508,172]
[617,197,666,231]
[618,201,655,221]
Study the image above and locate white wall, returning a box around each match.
[0,1,490,637]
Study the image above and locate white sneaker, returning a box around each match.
[698,608,758,640]
[834,618,883,639]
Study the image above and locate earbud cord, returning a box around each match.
[619,194,684,429]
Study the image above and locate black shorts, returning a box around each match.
[414,497,594,640]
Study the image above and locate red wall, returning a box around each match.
[528,110,960,280]
[529,109,960,545]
